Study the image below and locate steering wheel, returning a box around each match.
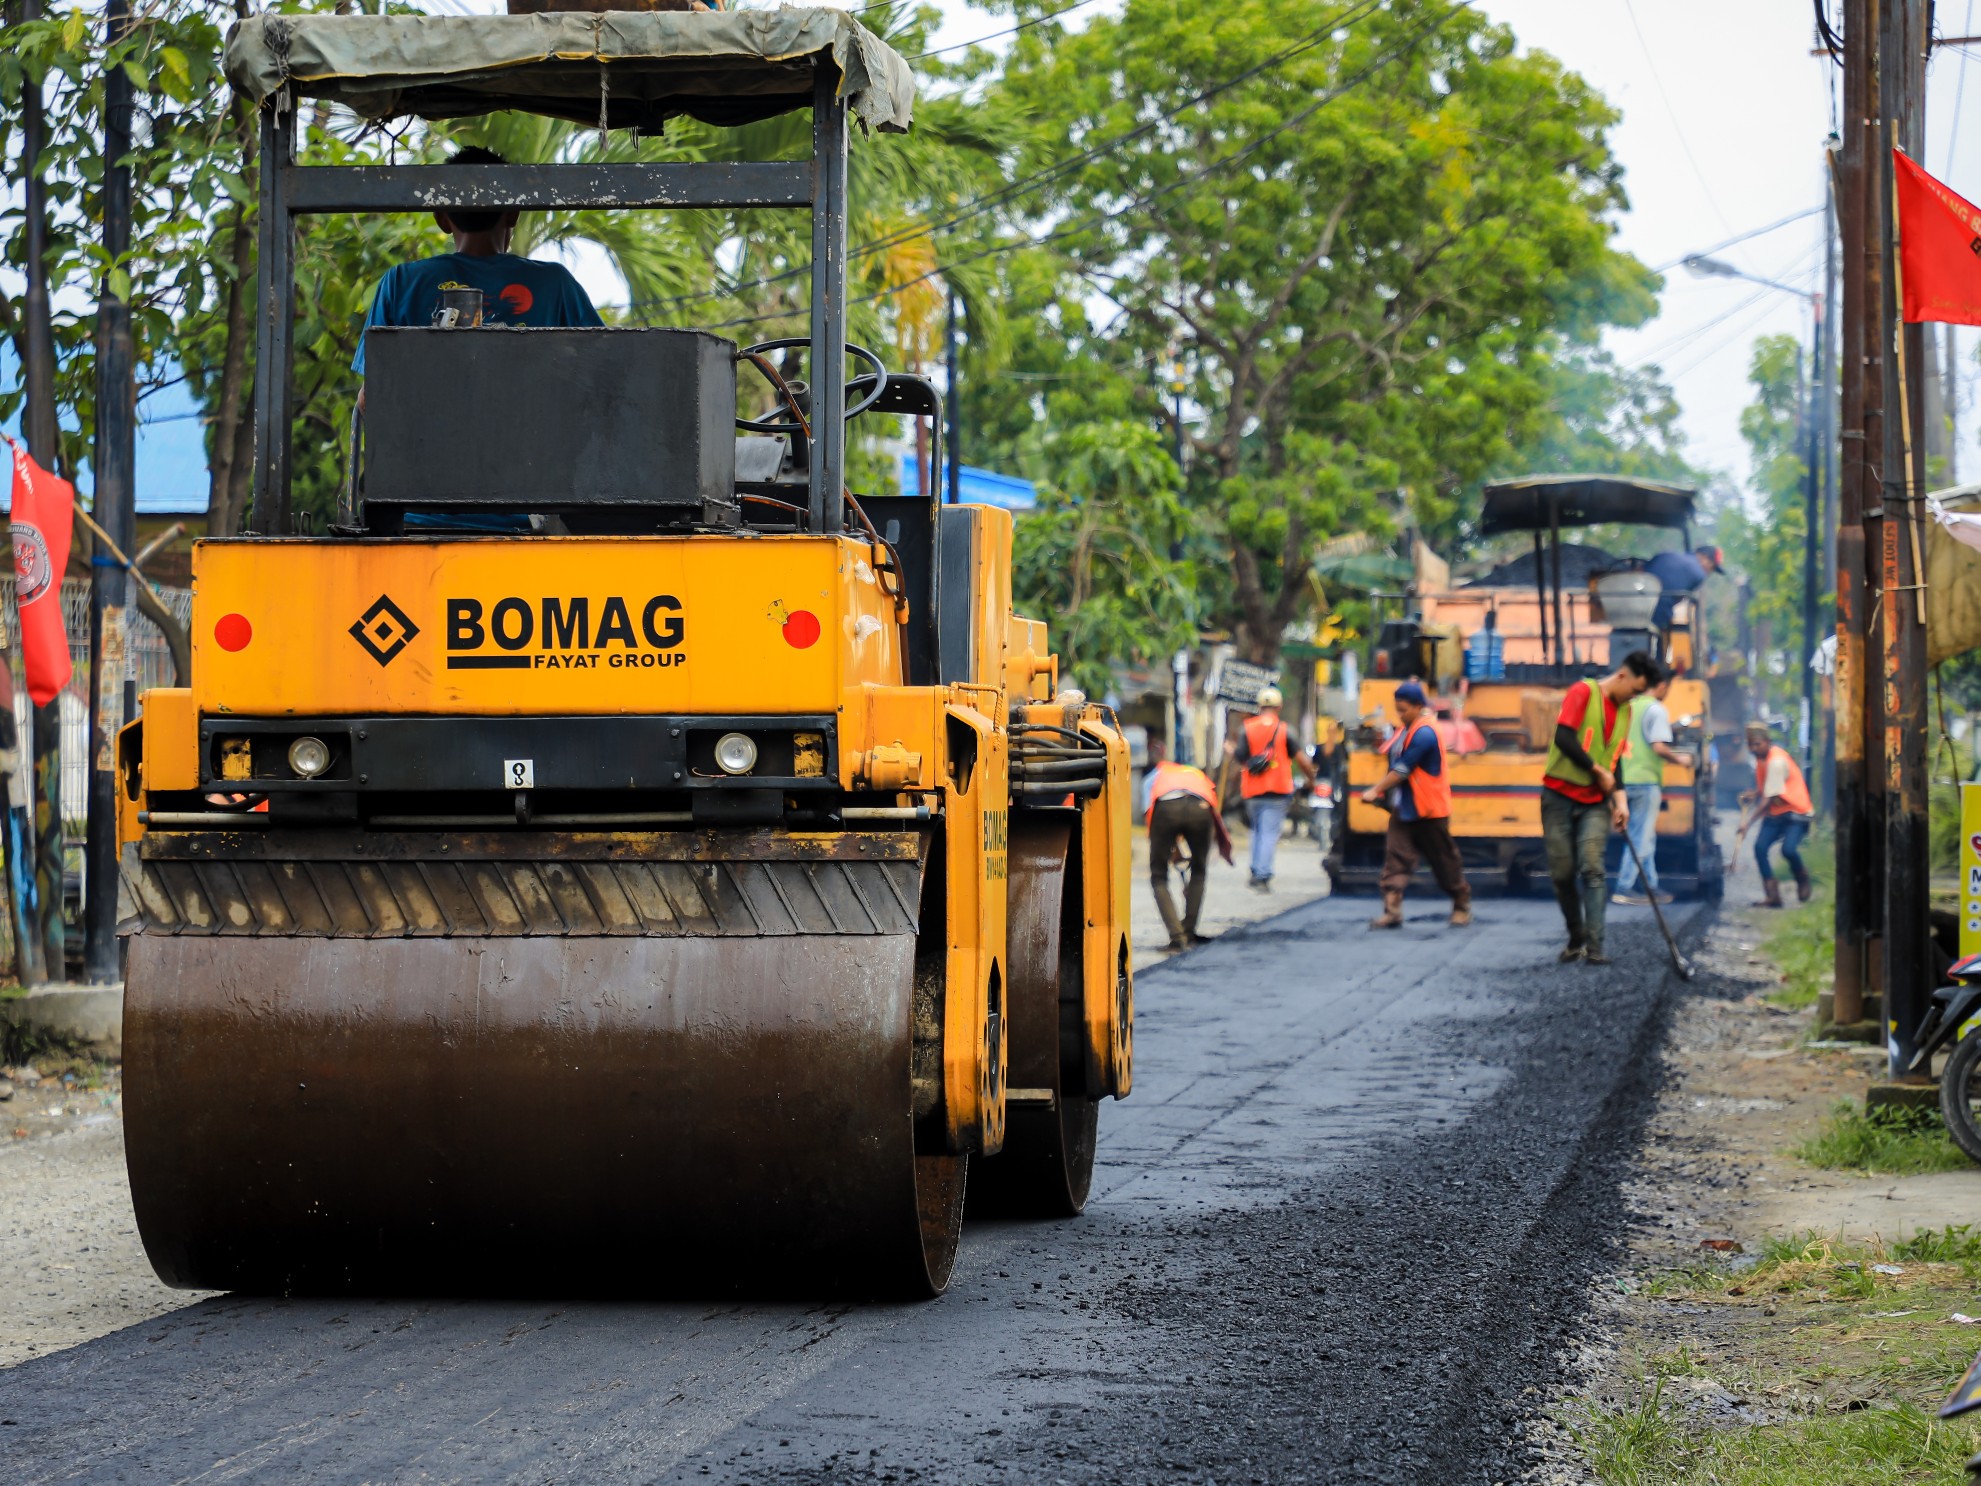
[736,338,890,434]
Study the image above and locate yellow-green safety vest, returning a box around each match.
[1620,695,1664,787]
[1543,678,1628,787]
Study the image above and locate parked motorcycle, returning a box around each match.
[1940,1347,1981,1479]
[1900,952,1981,1164]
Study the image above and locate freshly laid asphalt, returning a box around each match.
[0,891,1697,1484]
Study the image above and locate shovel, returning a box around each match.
[1620,831,1695,982]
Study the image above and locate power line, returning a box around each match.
[906,0,1111,61]
[1621,0,1737,239]
[1950,0,1977,176]
[1650,206,1824,274]
[628,0,1386,319]
[698,2,1464,332]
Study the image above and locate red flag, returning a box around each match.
[1894,149,1981,324]
[6,437,74,707]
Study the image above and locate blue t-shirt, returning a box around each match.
[1645,549,1708,627]
[1387,722,1443,822]
[353,252,604,372]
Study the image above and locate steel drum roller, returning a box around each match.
[125,929,964,1296]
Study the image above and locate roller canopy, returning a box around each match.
[222,9,916,133]
[1479,475,1698,536]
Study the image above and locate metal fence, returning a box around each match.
[0,577,192,834]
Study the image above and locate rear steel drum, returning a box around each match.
[968,816,1097,1217]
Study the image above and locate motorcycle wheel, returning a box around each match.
[1940,1032,1981,1165]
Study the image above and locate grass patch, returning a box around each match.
[1751,834,1834,1010]
[1576,1395,1972,1486]
[1573,1252,1981,1484]
[1894,1225,1981,1264]
[1795,1100,1970,1177]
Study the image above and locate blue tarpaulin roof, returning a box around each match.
[898,455,1035,511]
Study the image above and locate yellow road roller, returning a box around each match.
[114,10,1132,1298]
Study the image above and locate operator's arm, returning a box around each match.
[1652,740,1690,767]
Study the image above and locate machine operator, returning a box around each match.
[352,146,604,378]
[1643,544,1722,632]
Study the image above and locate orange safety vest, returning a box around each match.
[1238,714,1294,798]
[1387,718,1452,820]
[1755,745,1813,816]
[1144,761,1219,823]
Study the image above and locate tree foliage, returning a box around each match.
[987,0,1657,662]
[1712,332,1818,716]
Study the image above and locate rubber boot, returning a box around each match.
[1369,890,1404,930]
[1792,863,1814,903]
[1754,876,1784,910]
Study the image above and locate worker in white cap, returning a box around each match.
[1225,683,1316,891]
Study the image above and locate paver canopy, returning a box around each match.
[222,8,916,133]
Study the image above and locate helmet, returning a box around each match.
[1256,685,1284,709]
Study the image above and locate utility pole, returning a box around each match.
[1878,0,1931,1078]
[85,0,137,984]
[1820,142,1842,813]
[1834,0,1883,1029]
[14,0,55,986]
[1166,350,1191,765]
[1803,315,1823,771]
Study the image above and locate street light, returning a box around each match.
[1681,254,1814,301]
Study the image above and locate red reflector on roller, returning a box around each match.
[214,614,253,652]
[783,610,821,649]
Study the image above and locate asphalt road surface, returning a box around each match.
[0,892,1695,1484]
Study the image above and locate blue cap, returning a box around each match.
[1394,681,1428,706]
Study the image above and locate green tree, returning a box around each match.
[1714,332,1819,717]
[990,0,1656,663]
[1010,420,1195,693]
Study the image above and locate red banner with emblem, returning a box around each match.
[1895,149,1981,325]
[5,438,75,707]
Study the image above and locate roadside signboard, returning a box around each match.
[1215,659,1280,709]
[1963,783,1981,959]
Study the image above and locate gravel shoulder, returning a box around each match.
[0,1069,211,1370]
[1524,902,1981,1484]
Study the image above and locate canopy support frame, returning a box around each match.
[247,57,852,536]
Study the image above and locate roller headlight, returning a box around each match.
[287,736,331,779]
[713,732,759,775]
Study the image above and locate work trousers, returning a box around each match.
[1149,795,1215,943]
[1615,783,1661,895]
[1247,793,1292,883]
[1754,813,1811,882]
[1377,814,1471,907]
[1542,788,1611,950]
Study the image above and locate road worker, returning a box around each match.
[1227,684,1317,892]
[1360,680,1472,929]
[1144,738,1233,951]
[1542,651,1660,964]
[1611,673,1690,907]
[1737,722,1815,907]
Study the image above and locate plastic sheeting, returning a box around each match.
[223,9,916,133]
[1929,491,1981,667]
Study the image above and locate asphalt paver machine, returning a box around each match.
[116,9,1133,1298]
[1331,475,1724,898]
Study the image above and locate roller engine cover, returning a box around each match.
[364,327,738,524]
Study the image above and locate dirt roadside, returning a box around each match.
[1526,899,1981,1484]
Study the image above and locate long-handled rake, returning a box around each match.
[1620,831,1695,982]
